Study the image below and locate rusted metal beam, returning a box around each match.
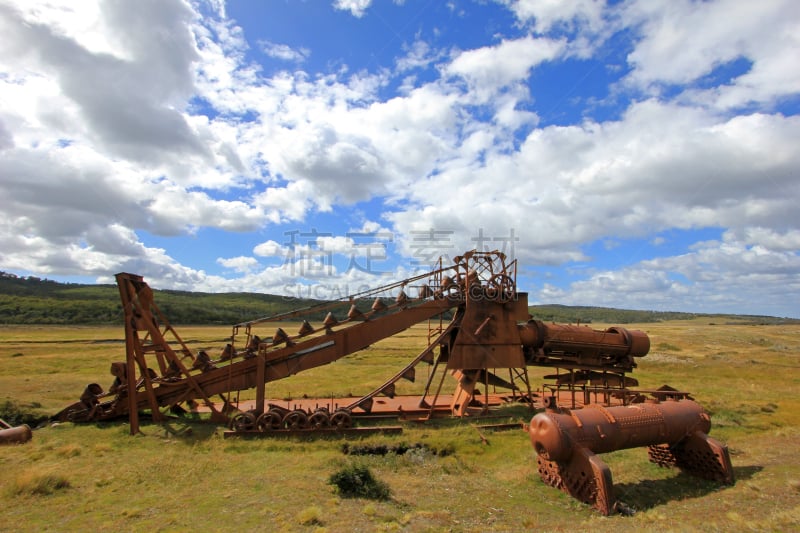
[222,426,403,439]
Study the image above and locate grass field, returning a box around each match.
[1,320,799,532]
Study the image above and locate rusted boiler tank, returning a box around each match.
[528,398,734,514]
[519,319,650,372]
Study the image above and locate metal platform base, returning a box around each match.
[222,425,404,438]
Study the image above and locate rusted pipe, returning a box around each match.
[0,424,33,445]
[474,315,493,336]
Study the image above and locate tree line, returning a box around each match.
[0,272,318,325]
[0,271,794,326]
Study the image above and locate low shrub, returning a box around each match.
[296,505,323,526]
[328,463,390,500]
[11,470,71,496]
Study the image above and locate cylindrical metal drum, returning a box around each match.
[529,399,710,462]
[518,320,650,357]
[0,424,33,445]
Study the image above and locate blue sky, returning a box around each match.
[1,0,799,317]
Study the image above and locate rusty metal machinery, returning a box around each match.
[50,249,733,512]
[51,249,669,431]
[53,250,540,431]
[529,398,735,514]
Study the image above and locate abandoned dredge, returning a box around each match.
[51,250,733,515]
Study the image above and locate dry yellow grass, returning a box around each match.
[1,320,799,531]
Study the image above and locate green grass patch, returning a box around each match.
[655,342,682,352]
[0,399,49,427]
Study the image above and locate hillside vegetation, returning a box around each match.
[0,272,321,325]
[1,271,796,326]
[525,304,798,325]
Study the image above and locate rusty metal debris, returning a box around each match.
[0,418,32,445]
[51,249,734,512]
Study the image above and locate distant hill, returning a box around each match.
[524,304,799,325]
[0,272,322,325]
[1,272,797,326]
